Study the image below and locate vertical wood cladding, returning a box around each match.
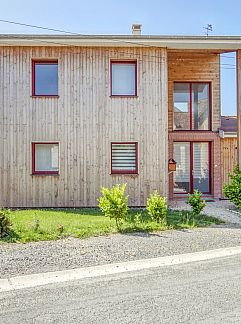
[0,46,168,207]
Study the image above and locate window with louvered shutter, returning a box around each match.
[111,143,138,174]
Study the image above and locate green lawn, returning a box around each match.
[0,208,223,243]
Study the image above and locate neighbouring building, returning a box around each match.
[0,26,241,207]
[219,116,238,197]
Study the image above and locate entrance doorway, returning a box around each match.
[173,142,211,194]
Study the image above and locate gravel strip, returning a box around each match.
[1,226,241,279]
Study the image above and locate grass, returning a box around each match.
[0,208,223,243]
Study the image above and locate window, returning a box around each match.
[173,82,210,130]
[111,142,138,174]
[173,142,210,194]
[32,143,59,175]
[32,60,58,96]
[111,61,137,96]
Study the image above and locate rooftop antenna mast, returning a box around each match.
[203,24,213,36]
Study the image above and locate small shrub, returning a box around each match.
[187,190,206,215]
[57,224,64,235]
[180,211,196,228]
[98,184,129,229]
[146,191,167,224]
[0,208,12,238]
[132,212,142,226]
[224,165,241,209]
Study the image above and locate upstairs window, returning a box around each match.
[111,142,138,174]
[32,60,58,96]
[111,61,137,96]
[32,143,59,175]
[173,82,211,130]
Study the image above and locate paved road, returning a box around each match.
[1,254,241,324]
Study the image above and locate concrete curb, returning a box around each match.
[1,245,241,293]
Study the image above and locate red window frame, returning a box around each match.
[32,60,58,97]
[173,141,212,195]
[110,60,137,97]
[32,142,59,175]
[173,81,212,131]
[111,142,138,174]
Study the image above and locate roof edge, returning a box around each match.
[1,34,241,49]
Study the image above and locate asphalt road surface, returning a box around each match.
[1,254,241,324]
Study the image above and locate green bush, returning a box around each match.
[224,165,241,209]
[0,208,12,238]
[146,191,167,224]
[98,184,129,229]
[187,190,206,215]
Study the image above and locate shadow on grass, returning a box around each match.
[0,229,21,243]
[36,208,102,216]
[120,209,224,237]
[167,209,223,226]
[13,208,102,217]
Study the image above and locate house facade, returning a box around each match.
[0,31,241,207]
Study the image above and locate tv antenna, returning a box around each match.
[203,24,213,36]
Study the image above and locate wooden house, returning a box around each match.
[0,27,241,207]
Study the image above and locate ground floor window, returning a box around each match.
[32,142,59,175]
[173,142,211,194]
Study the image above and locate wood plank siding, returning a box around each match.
[0,46,168,207]
[221,137,238,197]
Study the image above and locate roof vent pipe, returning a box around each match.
[132,24,142,36]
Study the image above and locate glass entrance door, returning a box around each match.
[193,142,210,193]
[173,142,191,193]
[173,142,210,194]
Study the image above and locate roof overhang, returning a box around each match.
[1,34,241,50]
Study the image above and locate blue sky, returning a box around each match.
[0,0,239,115]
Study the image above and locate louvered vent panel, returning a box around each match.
[112,143,137,173]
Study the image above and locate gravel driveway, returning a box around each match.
[1,200,241,279]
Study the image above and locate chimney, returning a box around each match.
[132,24,142,36]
